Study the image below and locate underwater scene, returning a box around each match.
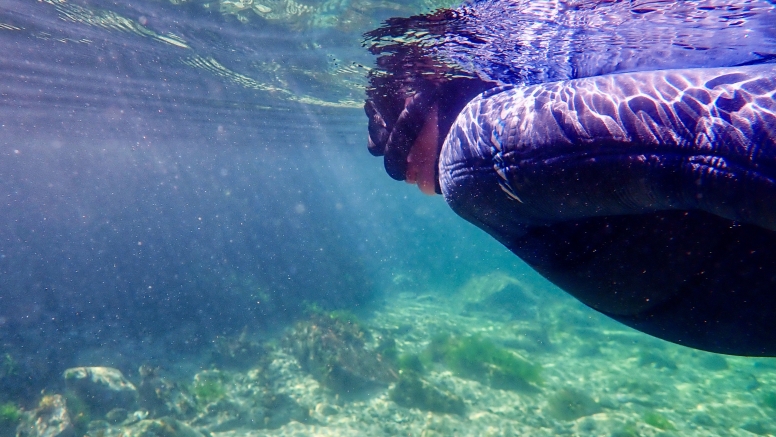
[1,0,776,436]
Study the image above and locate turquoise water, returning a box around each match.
[0,0,775,436]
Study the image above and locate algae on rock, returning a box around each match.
[63,367,138,417]
[285,309,396,394]
[397,353,424,374]
[643,411,675,431]
[191,370,228,406]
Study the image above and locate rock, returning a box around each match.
[314,402,338,416]
[16,394,74,437]
[105,408,128,424]
[138,365,197,419]
[63,367,138,416]
[285,310,396,394]
[389,372,465,415]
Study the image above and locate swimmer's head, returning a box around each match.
[365,78,493,195]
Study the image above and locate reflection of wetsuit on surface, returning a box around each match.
[365,0,776,355]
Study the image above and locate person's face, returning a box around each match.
[404,104,439,195]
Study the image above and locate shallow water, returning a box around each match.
[0,0,775,436]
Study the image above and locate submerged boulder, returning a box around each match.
[16,394,74,437]
[63,367,138,416]
[285,310,396,394]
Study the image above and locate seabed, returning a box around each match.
[10,273,776,437]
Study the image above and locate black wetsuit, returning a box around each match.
[440,64,776,356]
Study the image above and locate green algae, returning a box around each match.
[193,379,225,404]
[1,353,17,378]
[422,333,455,364]
[423,334,541,392]
[610,422,640,437]
[192,372,227,405]
[397,353,425,374]
[643,411,675,430]
[0,402,21,427]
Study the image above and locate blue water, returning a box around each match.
[0,0,522,398]
[1,0,775,435]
